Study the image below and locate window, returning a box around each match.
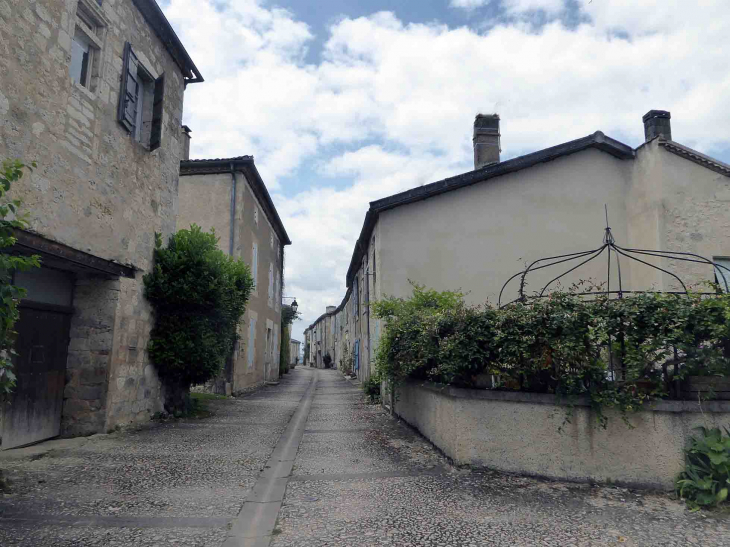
[714,257,730,292]
[275,271,280,310]
[273,326,279,367]
[69,1,105,91]
[251,243,258,290]
[247,317,256,369]
[118,42,165,150]
[268,263,274,307]
[352,276,359,318]
[270,233,274,249]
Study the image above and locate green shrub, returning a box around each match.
[0,160,40,396]
[144,225,253,412]
[362,373,381,404]
[676,427,730,510]
[373,283,730,428]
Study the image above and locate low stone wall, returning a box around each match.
[394,381,730,490]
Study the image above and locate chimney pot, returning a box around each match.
[473,114,500,169]
[642,110,671,142]
[181,125,192,160]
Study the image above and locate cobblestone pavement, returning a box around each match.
[2,367,729,546]
[0,370,311,546]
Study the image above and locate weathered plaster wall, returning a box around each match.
[178,172,233,253]
[395,381,730,489]
[0,0,188,431]
[378,148,633,306]
[628,140,730,290]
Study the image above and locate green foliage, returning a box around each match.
[144,225,253,408]
[0,160,40,396]
[362,372,382,404]
[279,304,301,375]
[677,427,730,510]
[373,282,730,428]
[304,342,310,366]
[339,342,353,375]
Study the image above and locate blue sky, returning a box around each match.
[162,0,730,342]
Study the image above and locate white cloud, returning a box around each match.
[450,0,491,10]
[164,0,730,340]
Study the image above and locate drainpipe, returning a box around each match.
[229,163,237,256]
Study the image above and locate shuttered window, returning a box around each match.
[117,42,165,151]
[248,317,256,369]
[353,276,359,318]
[251,243,258,290]
[268,263,274,307]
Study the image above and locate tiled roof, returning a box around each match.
[660,139,730,177]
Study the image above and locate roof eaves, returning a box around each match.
[132,0,204,84]
[659,139,730,177]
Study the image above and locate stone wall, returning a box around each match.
[0,0,191,432]
[394,381,730,489]
[62,275,118,435]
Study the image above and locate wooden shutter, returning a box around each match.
[149,74,165,151]
[117,42,139,133]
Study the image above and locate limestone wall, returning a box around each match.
[394,381,730,489]
[0,0,189,432]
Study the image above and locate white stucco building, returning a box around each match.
[308,110,730,383]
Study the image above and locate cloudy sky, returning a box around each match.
[160,0,730,343]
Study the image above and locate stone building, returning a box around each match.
[0,0,203,448]
[311,111,730,384]
[178,156,290,393]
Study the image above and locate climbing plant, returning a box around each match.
[279,304,301,375]
[0,160,40,395]
[144,225,253,413]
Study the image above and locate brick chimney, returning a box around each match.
[473,114,500,170]
[642,110,671,142]
[181,125,192,160]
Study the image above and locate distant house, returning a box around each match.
[0,0,202,449]
[289,338,301,366]
[309,110,730,383]
[178,156,291,393]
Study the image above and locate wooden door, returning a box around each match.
[2,304,71,449]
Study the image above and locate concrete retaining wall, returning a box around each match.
[394,381,730,490]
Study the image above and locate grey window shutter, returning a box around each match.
[117,42,139,133]
[149,74,165,151]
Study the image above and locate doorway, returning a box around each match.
[2,267,74,449]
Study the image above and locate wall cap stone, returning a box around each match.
[406,380,730,414]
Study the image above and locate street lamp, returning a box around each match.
[283,296,298,313]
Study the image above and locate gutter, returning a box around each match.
[229,163,237,256]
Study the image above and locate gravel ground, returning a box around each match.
[2,367,729,546]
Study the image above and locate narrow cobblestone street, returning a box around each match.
[1,368,729,546]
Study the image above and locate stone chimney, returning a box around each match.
[473,114,500,170]
[642,110,671,142]
[181,125,192,160]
